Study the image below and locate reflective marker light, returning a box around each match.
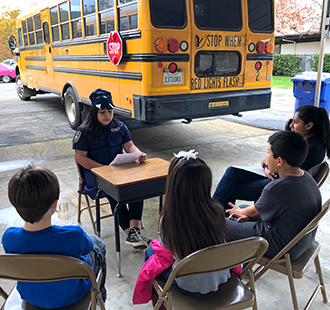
[256,41,266,53]
[266,41,274,53]
[255,61,262,70]
[157,62,163,68]
[169,63,177,73]
[168,39,179,53]
[248,43,255,52]
[155,38,167,53]
[180,40,188,52]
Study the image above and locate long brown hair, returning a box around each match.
[296,105,330,157]
[159,156,227,259]
[74,106,122,143]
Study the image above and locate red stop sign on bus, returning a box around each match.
[107,31,123,65]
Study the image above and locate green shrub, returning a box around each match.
[273,54,303,76]
[309,53,330,72]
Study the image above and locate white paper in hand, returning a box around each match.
[109,152,142,166]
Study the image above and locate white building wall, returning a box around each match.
[279,38,330,55]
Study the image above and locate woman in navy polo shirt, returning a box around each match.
[73,89,150,251]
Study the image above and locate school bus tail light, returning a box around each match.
[180,41,188,52]
[256,41,265,53]
[169,63,177,73]
[156,38,168,53]
[255,61,262,70]
[168,39,179,53]
[266,41,274,53]
[248,43,255,52]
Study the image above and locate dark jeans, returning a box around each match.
[107,196,143,231]
[213,166,270,210]
[144,246,200,296]
[85,234,107,301]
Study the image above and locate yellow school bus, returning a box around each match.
[9,0,275,129]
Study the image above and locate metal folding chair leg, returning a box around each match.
[314,255,328,303]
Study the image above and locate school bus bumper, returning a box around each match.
[133,88,271,122]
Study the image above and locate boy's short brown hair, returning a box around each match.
[268,131,308,167]
[8,165,60,224]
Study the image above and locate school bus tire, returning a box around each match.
[15,75,31,101]
[64,87,81,130]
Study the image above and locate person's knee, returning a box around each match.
[88,234,106,254]
[144,246,155,262]
[226,166,236,177]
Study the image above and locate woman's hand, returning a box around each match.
[138,152,147,163]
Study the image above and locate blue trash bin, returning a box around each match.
[291,71,330,114]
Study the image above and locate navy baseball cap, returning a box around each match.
[89,89,115,110]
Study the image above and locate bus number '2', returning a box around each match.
[256,70,260,81]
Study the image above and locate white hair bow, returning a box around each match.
[173,149,198,161]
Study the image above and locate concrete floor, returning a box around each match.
[0,89,329,309]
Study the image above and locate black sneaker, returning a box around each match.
[141,235,151,245]
[134,228,151,245]
[133,244,148,252]
[126,228,148,247]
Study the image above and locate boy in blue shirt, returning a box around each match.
[2,165,107,308]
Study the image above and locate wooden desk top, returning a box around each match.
[91,158,170,187]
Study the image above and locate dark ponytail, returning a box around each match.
[296,105,330,157]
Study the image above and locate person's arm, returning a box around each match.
[79,228,93,255]
[226,202,260,222]
[75,149,104,170]
[123,141,147,162]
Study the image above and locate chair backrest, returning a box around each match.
[265,198,330,262]
[0,254,104,310]
[162,237,268,293]
[313,161,329,188]
[0,254,96,285]
[75,160,87,194]
[75,160,84,185]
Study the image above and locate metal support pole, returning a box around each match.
[315,0,329,107]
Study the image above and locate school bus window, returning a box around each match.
[119,2,138,31]
[17,28,23,47]
[60,2,70,40]
[100,10,115,34]
[70,0,82,38]
[85,15,97,36]
[195,51,240,77]
[83,0,96,15]
[129,14,137,29]
[193,0,242,31]
[83,0,97,36]
[248,0,273,33]
[34,14,43,44]
[43,22,50,44]
[149,0,186,29]
[99,0,114,11]
[27,17,35,45]
[22,20,28,46]
[50,7,60,42]
[117,0,135,5]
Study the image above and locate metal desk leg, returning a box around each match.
[159,195,163,213]
[114,202,123,278]
[95,189,102,237]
